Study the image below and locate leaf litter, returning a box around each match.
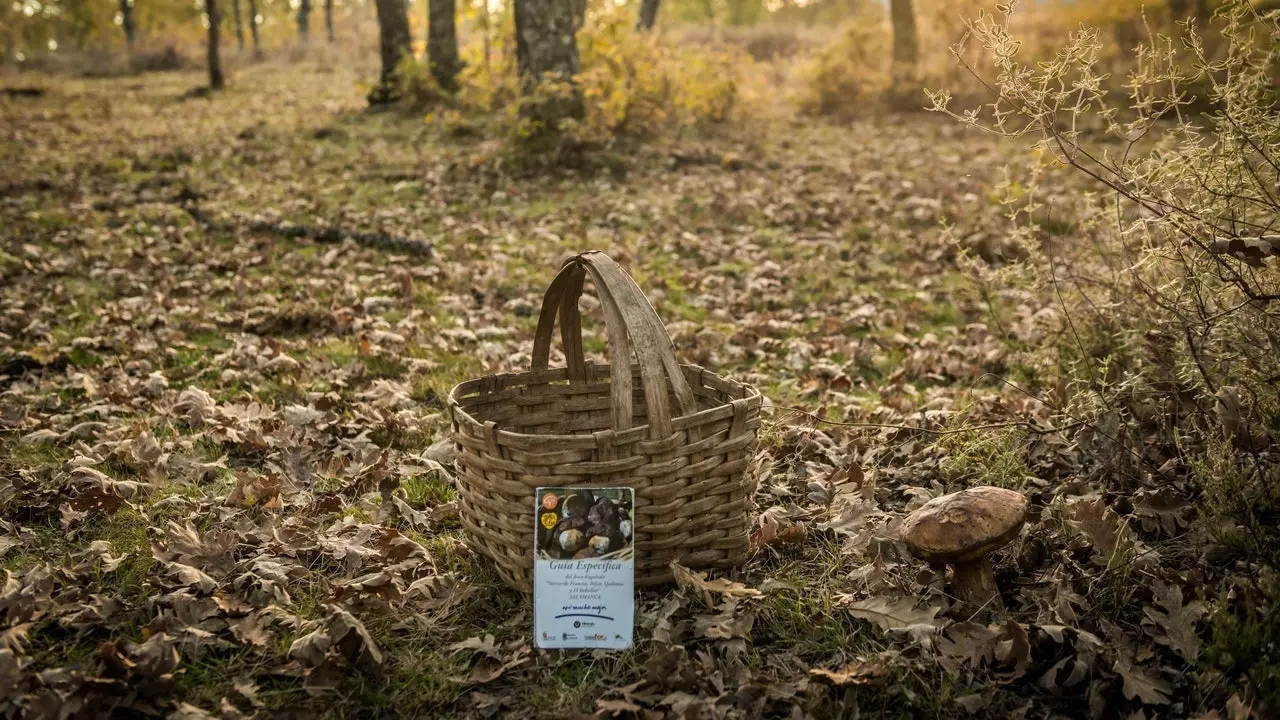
[0,59,1255,718]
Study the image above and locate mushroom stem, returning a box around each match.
[950,559,1002,612]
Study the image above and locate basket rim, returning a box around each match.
[447,362,762,444]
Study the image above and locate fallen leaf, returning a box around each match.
[1142,581,1207,663]
[670,561,761,608]
[808,657,888,685]
[1115,656,1172,706]
[843,595,941,633]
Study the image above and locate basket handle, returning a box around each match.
[531,251,697,440]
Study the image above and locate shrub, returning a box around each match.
[400,1,759,156]
[794,8,891,119]
[678,25,822,62]
[930,0,1280,705]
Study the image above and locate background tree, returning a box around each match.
[428,0,461,91]
[890,0,917,70]
[232,0,245,51]
[637,0,660,30]
[248,0,261,55]
[207,0,225,88]
[298,0,311,42]
[325,0,334,42]
[370,0,410,104]
[119,0,135,50]
[513,0,583,132]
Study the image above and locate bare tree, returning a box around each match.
[514,0,583,131]
[298,0,311,42]
[637,0,660,30]
[207,0,225,89]
[247,0,261,55]
[325,0,334,42]
[428,0,461,91]
[232,0,245,52]
[120,0,135,50]
[890,0,918,69]
[369,0,411,104]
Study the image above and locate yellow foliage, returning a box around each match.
[405,2,763,149]
[794,10,891,119]
[576,7,754,136]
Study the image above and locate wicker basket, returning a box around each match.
[448,251,762,593]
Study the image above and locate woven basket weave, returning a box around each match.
[448,251,762,593]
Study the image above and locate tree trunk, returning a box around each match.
[207,0,225,89]
[370,0,411,104]
[120,0,135,50]
[637,0,659,30]
[298,0,311,43]
[428,0,461,91]
[480,3,490,71]
[325,0,334,42]
[890,0,918,68]
[513,0,583,131]
[247,0,261,55]
[232,0,245,52]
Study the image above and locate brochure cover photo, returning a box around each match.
[533,487,635,649]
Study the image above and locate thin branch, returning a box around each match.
[764,405,1079,436]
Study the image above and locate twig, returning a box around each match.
[764,405,1078,436]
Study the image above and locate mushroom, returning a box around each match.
[559,528,586,554]
[900,486,1028,612]
[562,491,594,519]
[588,535,611,554]
[587,497,617,526]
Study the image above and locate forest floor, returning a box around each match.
[0,58,1236,718]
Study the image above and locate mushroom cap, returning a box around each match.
[559,528,586,553]
[900,486,1029,564]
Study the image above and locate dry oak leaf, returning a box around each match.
[168,702,216,720]
[1132,488,1192,537]
[226,471,283,509]
[326,606,384,675]
[749,506,809,552]
[995,620,1030,682]
[809,657,889,686]
[448,637,530,685]
[165,562,219,595]
[287,627,332,666]
[596,697,644,714]
[935,621,998,673]
[1070,498,1124,557]
[842,595,942,634]
[1142,581,1208,663]
[1114,656,1172,706]
[670,561,762,608]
